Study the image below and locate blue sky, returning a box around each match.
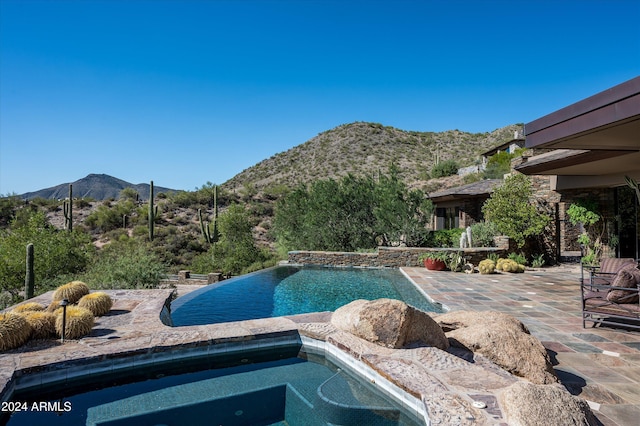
[1,0,639,195]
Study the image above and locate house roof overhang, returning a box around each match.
[521,76,640,177]
[525,76,640,151]
[428,179,502,203]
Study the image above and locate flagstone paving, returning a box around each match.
[402,266,640,426]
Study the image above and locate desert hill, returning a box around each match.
[223,121,522,192]
[20,174,175,201]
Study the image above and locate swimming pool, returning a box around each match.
[4,340,424,426]
[169,265,441,326]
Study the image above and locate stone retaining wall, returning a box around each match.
[288,246,507,268]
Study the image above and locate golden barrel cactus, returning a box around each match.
[22,311,56,339]
[47,299,61,313]
[55,306,94,340]
[12,302,46,313]
[53,280,90,304]
[0,312,32,351]
[499,259,525,273]
[78,292,113,317]
[478,259,496,274]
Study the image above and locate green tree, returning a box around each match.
[274,168,433,252]
[274,175,378,252]
[0,210,94,308]
[273,184,312,255]
[481,174,550,248]
[374,167,433,246]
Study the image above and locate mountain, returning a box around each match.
[223,122,523,192]
[20,174,175,201]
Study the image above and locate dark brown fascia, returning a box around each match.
[525,77,640,149]
[514,149,632,175]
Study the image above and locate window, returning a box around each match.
[435,207,459,230]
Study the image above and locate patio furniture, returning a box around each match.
[582,258,640,330]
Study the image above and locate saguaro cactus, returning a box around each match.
[63,184,73,231]
[25,243,34,300]
[198,185,220,244]
[148,180,157,241]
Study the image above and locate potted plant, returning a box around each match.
[419,251,449,271]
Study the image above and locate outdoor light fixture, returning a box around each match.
[60,299,69,343]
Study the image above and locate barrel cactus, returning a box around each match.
[55,306,94,339]
[47,299,61,312]
[498,259,525,273]
[78,292,113,317]
[53,280,90,304]
[22,311,56,339]
[478,259,496,274]
[0,312,32,351]
[496,258,507,271]
[12,302,46,313]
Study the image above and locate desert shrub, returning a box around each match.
[84,200,138,232]
[12,302,45,313]
[119,187,139,201]
[22,311,56,339]
[507,252,527,265]
[463,173,483,184]
[82,239,166,289]
[483,151,512,179]
[30,197,60,212]
[432,228,464,248]
[0,194,22,228]
[470,221,499,247]
[431,160,459,178]
[54,306,94,339]
[75,198,93,208]
[78,292,113,316]
[53,281,90,303]
[0,312,32,351]
[531,253,546,268]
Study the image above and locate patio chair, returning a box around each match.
[582,257,640,330]
[586,257,638,289]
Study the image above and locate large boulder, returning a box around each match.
[436,310,557,384]
[331,298,449,350]
[500,382,598,426]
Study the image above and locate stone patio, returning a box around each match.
[403,266,640,426]
[0,265,638,425]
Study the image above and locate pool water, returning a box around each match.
[4,345,423,426]
[170,265,440,326]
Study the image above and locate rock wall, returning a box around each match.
[288,246,507,268]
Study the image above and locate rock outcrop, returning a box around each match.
[500,381,598,426]
[436,310,557,384]
[331,298,449,350]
